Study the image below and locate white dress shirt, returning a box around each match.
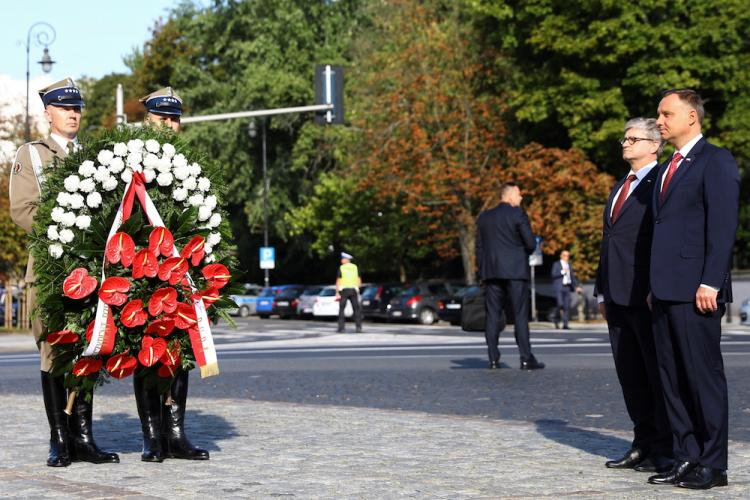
[50,133,79,153]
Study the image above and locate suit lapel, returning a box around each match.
[42,136,66,161]
[659,137,707,208]
[605,177,626,227]
[614,167,658,221]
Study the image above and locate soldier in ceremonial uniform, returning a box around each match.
[133,86,210,462]
[335,252,363,333]
[9,78,119,467]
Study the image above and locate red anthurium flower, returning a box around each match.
[63,268,98,300]
[105,232,136,268]
[174,302,198,330]
[138,336,167,367]
[157,363,178,378]
[105,352,137,379]
[201,263,231,289]
[180,235,206,266]
[121,300,148,328]
[47,330,80,345]
[145,318,175,337]
[158,257,189,286]
[149,227,175,257]
[98,277,131,306]
[85,310,116,343]
[72,357,102,377]
[132,249,159,280]
[193,287,220,308]
[148,287,178,316]
[160,345,181,367]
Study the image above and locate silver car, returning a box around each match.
[296,285,325,318]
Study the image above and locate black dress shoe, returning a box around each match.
[647,460,696,485]
[520,355,545,370]
[634,455,673,473]
[676,466,727,489]
[488,361,500,369]
[605,447,645,469]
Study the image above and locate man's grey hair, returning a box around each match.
[624,117,664,155]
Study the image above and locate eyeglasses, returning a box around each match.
[620,136,654,146]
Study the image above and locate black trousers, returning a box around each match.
[606,303,671,454]
[484,279,531,362]
[338,288,362,331]
[555,286,573,327]
[652,300,728,470]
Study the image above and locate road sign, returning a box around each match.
[315,64,344,124]
[529,235,543,267]
[259,247,275,270]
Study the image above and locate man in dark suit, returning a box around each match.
[551,250,582,329]
[595,117,671,474]
[646,90,739,489]
[476,183,544,370]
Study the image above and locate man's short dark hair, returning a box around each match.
[662,88,705,124]
[500,182,518,198]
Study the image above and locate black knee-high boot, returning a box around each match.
[68,390,119,463]
[162,370,209,460]
[133,375,164,462]
[41,371,71,467]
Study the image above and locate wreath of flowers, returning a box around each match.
[30,126,237,396]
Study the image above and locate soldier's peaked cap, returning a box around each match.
[140,86,183,116]
[38,78,84,108]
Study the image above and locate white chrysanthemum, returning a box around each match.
[51,207,65,223]
[60,212,77,227]
[207,232,221,246]
[162,143,176,158]
[204,195,217,210]
[127,139,145,153]
[94,165,109,183]
[198,206,212,221]
[204,254,216,263]
[208,213,222,228]
[156,172,174,187]
[78,160,96,177]
[156,157,172,173]
[102,176,118,191]
[58,229,75,244]
[49,244,63,259]
[188,162,202,177]
[126,152,143,169]
[78,178,96,193]
[145,139,160,153]
[188,194,204,207]
[75,215,92,230]
[143,169,156,183]
[204,243,213,255]
[108,157,125,174]
[197,177,211,192]
[172,187,188,202]
[69,194,85,210]
[97,149,114,165]
[47,225,59,241]
[56,192,71,207]
[121,168,133,184]
[143,153,159,169]
[173,165,190,181]
[64,175,81,192]
[183,177,197,190]
[172,154,188,169]
[113,142,128,156]
[86,192,102,208]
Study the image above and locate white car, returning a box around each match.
[297,286,325,317]
[312,286,353,318]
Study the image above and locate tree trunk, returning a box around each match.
[457,215,476,285]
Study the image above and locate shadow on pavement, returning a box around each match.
[534,418,630,458]
[449,357,511,369]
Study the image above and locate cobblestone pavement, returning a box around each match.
[2,394,750,499]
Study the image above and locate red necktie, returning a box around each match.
[660,152,683,201]
[611,174,637,223]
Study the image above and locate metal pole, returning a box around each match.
[116,84,125,125]
[180,103,333,124]
[25,33,31,143]
[23,22,56,142]
[262,118,270,288]
[530,265,537,322]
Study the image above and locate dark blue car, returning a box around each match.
[256,285,303,319]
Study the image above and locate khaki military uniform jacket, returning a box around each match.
[10,137,68,283]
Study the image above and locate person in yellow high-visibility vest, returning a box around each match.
[336,252,363,333]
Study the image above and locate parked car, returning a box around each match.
[361,283,403,321]
[296,285,325,318]
[313,286,353,318]
[255,287,279,319]
[741,298,750,325]
[228,284,263,317]
[438,284,478,325]
[387,281,460,325]
[272,285,307,319]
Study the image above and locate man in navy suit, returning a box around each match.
[596,117,671,474]
[476,183,544,370]
[551,250,582,329]
[646,90,739,489]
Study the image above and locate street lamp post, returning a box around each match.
[249,119,270,288]
[24,22,56,142]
